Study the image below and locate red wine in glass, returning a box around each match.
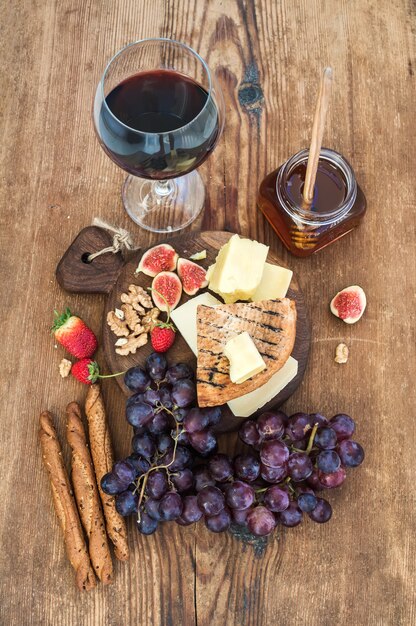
[99,69,220,180]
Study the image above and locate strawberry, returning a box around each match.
[71,359,100,385]
[148,287,176,353]
[52,308,98,359]
[151,323,176,353]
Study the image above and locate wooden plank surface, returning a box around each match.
[0,0,415,624]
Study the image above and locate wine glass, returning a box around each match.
[93,38,225,233]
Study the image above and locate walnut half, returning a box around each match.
[335,343,349,364]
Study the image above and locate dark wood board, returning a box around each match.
[57,227,311,432]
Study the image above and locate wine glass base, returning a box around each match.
[122,171,205,233]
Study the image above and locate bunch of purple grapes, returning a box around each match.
[100,352,222,535]
[101,353,365,538]
[232,410,365,534]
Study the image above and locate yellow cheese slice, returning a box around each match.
[170,292,221,355]
[223,332,266,384]
[252,263,293,301]
[227,356,298,417]
[207,234,269,303]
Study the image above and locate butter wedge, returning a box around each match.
[224,332,266,384]
[207,234,269,303]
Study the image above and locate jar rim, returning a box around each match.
[276,148,357,226]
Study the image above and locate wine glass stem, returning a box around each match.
[153,179,174,197]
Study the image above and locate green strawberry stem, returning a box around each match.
[87,361,126,383]
[147,287,176,330]
[51,307,72,332]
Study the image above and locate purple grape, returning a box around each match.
[234,453,261,482]
[173,408,188,423]
[165,363,193,384]
[286,412,312,442]
[309,413,328,428]
[137,510,158,535]
[194,467,215,492]
[319,466,347,488]
[163,445,192,471]
[124,367,150,393]
[147,411,171,435]
[260,440,290,468]
[115,491,138,516]
[256,411,286,440]
[178,495,203,524]
[225,481,255,511]
[292,438,308,450]
[197,486,225,516]
[205,507,231,533]
[159,387,173,409]
[338,440,364,467]
[308,498,332,523]
[132,432,156,459]
[133,426,147,436]
[113,460,136,487]
[145,498,163,521]
[183,407,210,433]
[330,414,355,441]
[306,468,325,491]
[126,401,154,428]
[287,452,313,482]
[171,379,196,408]
[171,468,194,493]
[146,469,169,499]
[188,430,217,456]
[247,506,276,536]
[101,472,124,495]
[158,492,183,521]
[174,429,190,446]
[278,501,303,527]
[208,453,233,482]
[143,388,160,406]
[157,433,173,454]
[317,450,341,474]
[145,352,167,381]
[314,427,338,450]
[126,393,145,409]
[264,486,290,512]
[231,507,252,526]
[203,406,222,426]
[126,454,150,476]
[239,420,261,447]
[260,463,288,483]
[297,492,317,513]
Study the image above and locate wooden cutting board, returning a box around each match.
[56,227,311,432]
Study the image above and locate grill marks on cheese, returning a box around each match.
[196,298,297,406]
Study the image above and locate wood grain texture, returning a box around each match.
[0,0,415,625]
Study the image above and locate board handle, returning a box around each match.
[56,226,125,294]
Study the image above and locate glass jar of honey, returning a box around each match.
[257,148,366,257]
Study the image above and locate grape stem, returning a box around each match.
[135,414,181,518]
[306,423,319,454]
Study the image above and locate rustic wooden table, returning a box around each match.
[1,1,415,624]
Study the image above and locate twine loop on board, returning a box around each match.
[87,217,140,261]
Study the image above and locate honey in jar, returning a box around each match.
[257,148,366,257]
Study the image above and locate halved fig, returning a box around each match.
[177,258,209,296]
[136,244,178,277]
[330,285,367,324]
[151,272,182,311]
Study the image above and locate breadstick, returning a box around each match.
[39,411,96,591]
[85,384,129,561]
[66,402,113,584]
